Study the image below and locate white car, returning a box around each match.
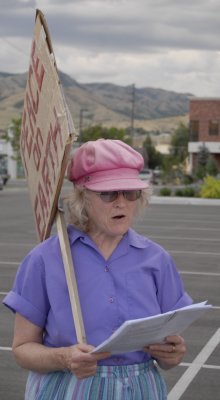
[0,175,4,190]
[139,169,154,183]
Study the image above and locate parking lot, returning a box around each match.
[0,182,220,399]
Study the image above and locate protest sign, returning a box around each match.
[20,9,75,242]
[20,10,86,343]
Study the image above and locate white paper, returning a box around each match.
[92,302,212,354]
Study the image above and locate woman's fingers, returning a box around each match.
[143,335,186,369]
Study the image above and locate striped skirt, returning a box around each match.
[25,360,167,400]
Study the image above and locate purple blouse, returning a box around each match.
[3,226,192,366]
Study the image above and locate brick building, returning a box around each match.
[188,98,220,173]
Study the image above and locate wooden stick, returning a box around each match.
[56,209,86,344]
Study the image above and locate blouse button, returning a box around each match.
[109,297,114,303]
[105,267,109,272]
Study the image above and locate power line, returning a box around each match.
[0,37,29,58]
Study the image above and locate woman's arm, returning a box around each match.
[12,313,110,379]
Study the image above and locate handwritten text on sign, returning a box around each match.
[20,13,73,241]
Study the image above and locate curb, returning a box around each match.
[150,196,220,206]
[4,181,220,206]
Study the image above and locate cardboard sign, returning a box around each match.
[20,10,75,241]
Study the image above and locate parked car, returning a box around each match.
[139,168,154,183]
[0,168,10,185]
[153,167,162,179]
[0,175,4,190]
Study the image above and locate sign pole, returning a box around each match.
[56,209,86,343]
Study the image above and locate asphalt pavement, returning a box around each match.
[0,181,220,400]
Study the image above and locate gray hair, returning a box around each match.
[64,186,152,232]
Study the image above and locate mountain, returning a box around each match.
[0,71,193,134]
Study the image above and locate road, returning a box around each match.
[0,182,220,399]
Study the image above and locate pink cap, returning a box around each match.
[67,139,148,191]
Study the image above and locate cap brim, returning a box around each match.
[74,168,150,191]
[82,178,149,191]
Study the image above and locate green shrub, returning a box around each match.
[182,175,194,185]
[175,187,196,197]
[160,187,171,196]
[200,176,220,199]
[182,187,196,197]
[175,189,183,196]
[195,165,206,180]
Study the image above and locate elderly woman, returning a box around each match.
[3,139,192,399]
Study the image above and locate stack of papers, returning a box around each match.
[92,302,212,354]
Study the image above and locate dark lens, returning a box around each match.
[99,191,118,202]
[98,190,141,202]
[123,190,141,201]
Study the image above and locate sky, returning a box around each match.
[0,0,220,97]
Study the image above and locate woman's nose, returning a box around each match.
[114,192,126,205]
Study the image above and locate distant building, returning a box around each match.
[188,98,220,173]
[0,129,19,180]
[155,144,170,155]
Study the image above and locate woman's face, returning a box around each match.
[85,190,138,239]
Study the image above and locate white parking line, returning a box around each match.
[1,290,219,309]
[181,362,220,370]
[0,261,19,265]
[1,260,220,276]
[180,271,220,277]
[168,328,220,400]
[144,225,220,232]
[170,250,220,256]
[0,346,220,368]
[0,346,11,351]
[0,242,35,247]
[149,235,220,242]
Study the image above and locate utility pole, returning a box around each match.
[130,84,135,143]
[79,109,88,142]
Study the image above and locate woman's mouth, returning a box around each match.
[112,214,125,220]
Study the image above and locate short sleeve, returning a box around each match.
[3,250,50,327]
[156,253,193,313]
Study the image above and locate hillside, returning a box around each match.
[0,71,193,134]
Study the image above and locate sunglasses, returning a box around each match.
[95,190,141,203]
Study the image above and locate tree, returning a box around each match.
[80,125,131,144]
[142,135,163,169]
[197,144,209,167]
[206,157,219,176]
[195,145,219,179]
[170,123,189,163]
[126,127,148,136]
[3,116,22,163]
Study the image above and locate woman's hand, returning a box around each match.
[60,343,110,379]
[12,313,110,377]
[143,335,186,370]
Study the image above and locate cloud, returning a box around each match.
[0,0,220,96]
[33,0,220,53]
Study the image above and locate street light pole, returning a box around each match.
[130,84,135,142]
[79,108,88,142]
